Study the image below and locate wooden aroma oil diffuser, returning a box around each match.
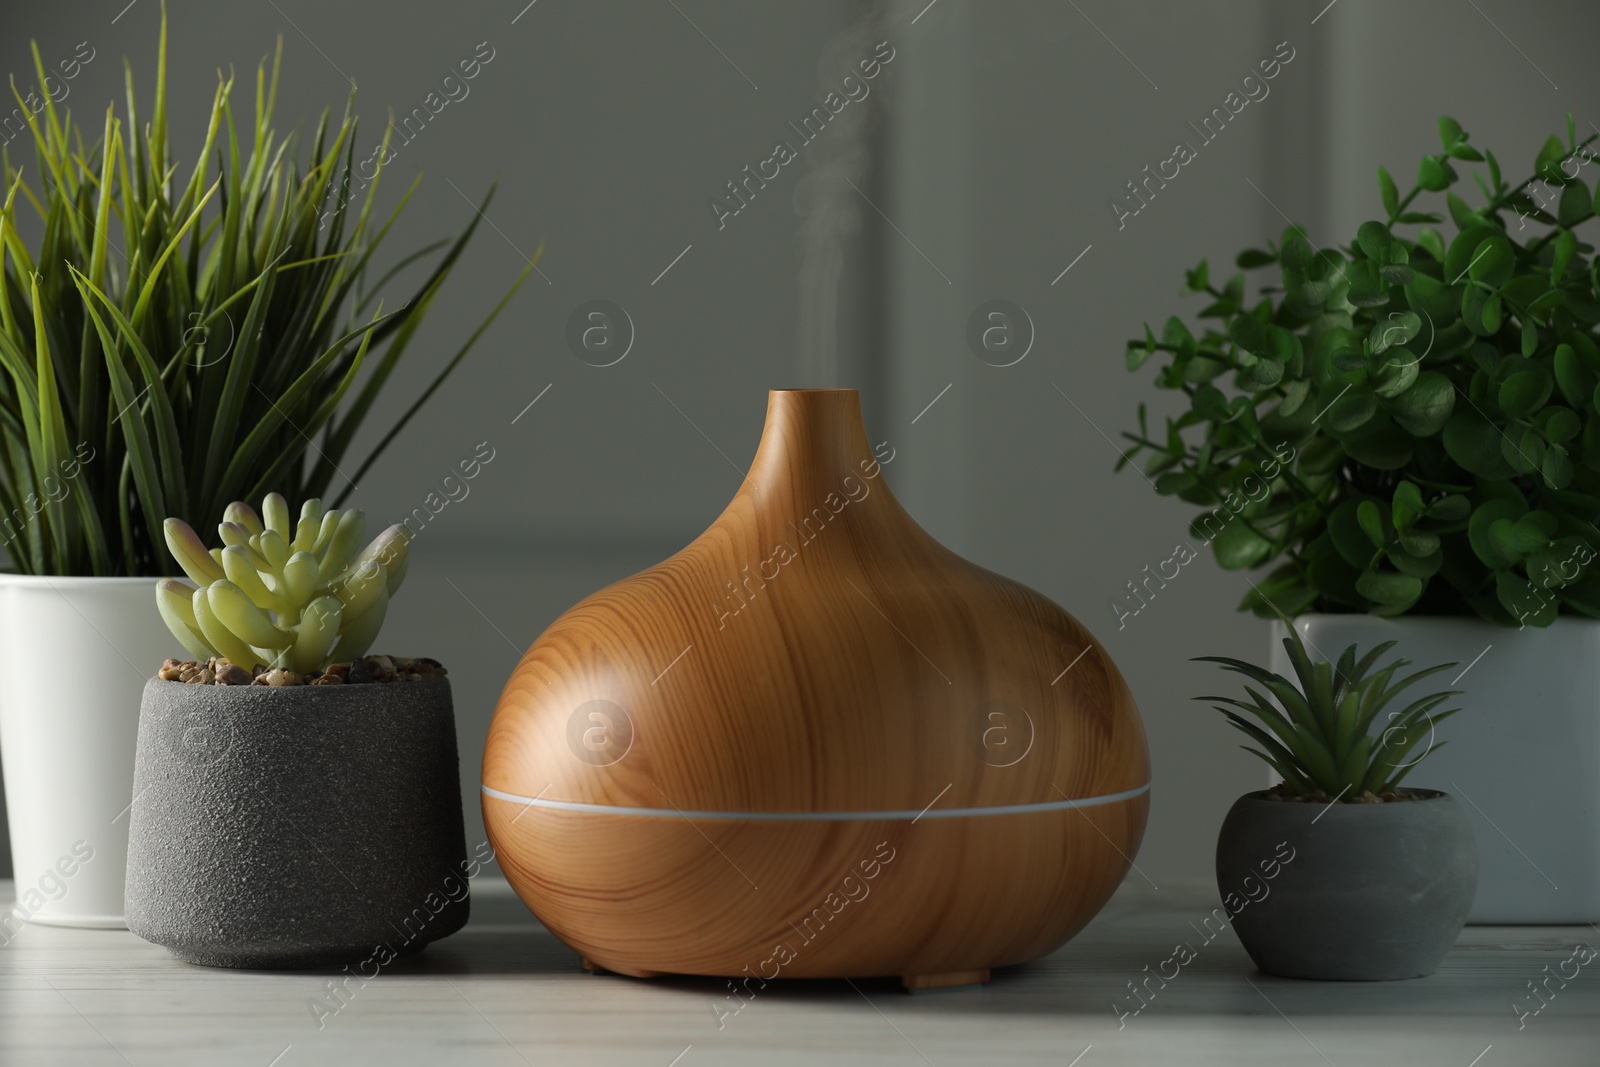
[483,389,1149,989]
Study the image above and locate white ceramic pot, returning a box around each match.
[1273,614,1600,924]
[0,574,173,929]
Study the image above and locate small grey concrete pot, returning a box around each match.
[1216,789,1477,980]
[125,676,469,969]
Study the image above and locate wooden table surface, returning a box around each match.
[2,876,1596,1066]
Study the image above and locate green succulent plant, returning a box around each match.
[1122,113,1600,627]
[1195,628,1461,799]
[155,492,408,673]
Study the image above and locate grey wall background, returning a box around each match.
[2,0,1596,885]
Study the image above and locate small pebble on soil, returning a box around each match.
[156,655,446,686]
[1265,783,1423,803]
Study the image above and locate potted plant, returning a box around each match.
[0,7,530,927]
[124,493,469,968]
[1121,113,1600,921]
[1197,628,1475,980]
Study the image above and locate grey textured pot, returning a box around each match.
[1216,789,1477,980]
[125,676,469,968]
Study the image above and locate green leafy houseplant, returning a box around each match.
[156,492,407,675]
[0,7,533,577]
[1197,629,1461,800]
[1122,113,1600,627]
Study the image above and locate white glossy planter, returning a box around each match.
[1273,615,1600,924]
[0,574,173,929]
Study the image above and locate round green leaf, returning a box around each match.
[1392,480,1425,528]
[1329,499,1375,568]
[1417,156,1451,192]
[1426,494,1471,521]
[1370,311,1421,356]
[1541,406,1580,444]
[1380,264,1417,286]
[1438,116,1464,150]
[1405,273,1456,322]
[1501,425,1545,474]
[1554,343,1589,406]
[1496,515,1551,556]
[1373,350,1421,398]
[1544,445,1574,489]
[1237,357,1284,390]
[1488,520,1524,564]
[1559,179,1592,228]
[1278,378,1312,418]
[1357,499,1386,548]
[1553,230,1577,282]
[1182,355,1230,383]
[1417,228,1446,263]
[1444,405,1514,477]
[1444,226,1496,285]
[1342,417,1414,469]
[1357,220,1392,261]
[1210,520,1272,569]
[1467,236,1514,287]
[1228,314,1266,356]
[1348,262,1392,308]
[1498,368,1552,418]
[1378,166,1400,217]
[1281,232,1314,272]
[1535,135,1567,182]
[1398,530,1440,557]
[1498,571,1557,628]
[1357,569,1424,611]
[1297,434,1345,475]
[1193,384,1230,422]
[1462,285,1492,336]
[1324,389,1378,432]
[1390,371,1454,436]
[1469,497,1525,566]
[1482,293,1503,335]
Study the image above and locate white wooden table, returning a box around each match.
[2,877,1595,1066]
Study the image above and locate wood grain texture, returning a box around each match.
[483,389,1150,980]
[484,794,1149,985]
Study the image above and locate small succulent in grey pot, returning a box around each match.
[126,494,470,968]
[1197,627,1477,980]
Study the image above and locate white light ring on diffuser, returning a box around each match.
[482,781,1151,822]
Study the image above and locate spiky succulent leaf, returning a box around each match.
[207,580,292,650]
[317,508,365,585]
[155,579,213,660]
[334,583,387,661]
[334,560,387,621]
[1194,626,1461,800]
[257,529,289,569]
[310,510,340,555]
[163,518,223,587]
[384,543,410,595]
[224,502,264,537]
[290,595,342,674]
[290,515,321,554]
[280,550,319,606]
[220,545,286,611]
[191,585,260,667]
[1240,746,1313,793]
